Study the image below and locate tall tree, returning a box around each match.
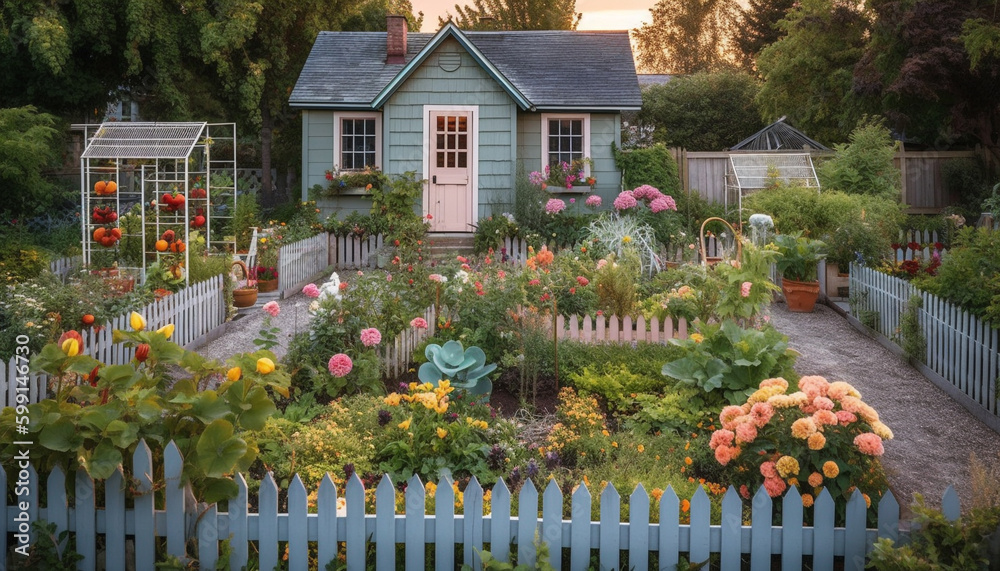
[856,0,1000,165]
[732,0,796,71]
[633,0,738,74]
[440,0,580,30]
[755,0,871,144]
[343,0,423,32]
[637,71,764,151]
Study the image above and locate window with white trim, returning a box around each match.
[334,112,381,170]
[541,114,590,170]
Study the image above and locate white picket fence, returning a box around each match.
[329,233,387,269]
[891,229,948,262]
[381,306,436,378]
[47,254,82,283]
[556,313,689,343]
[501,236,723,266]
[1,275,226,407]
[1,438,947,571]
[277,233,330,298]
[849,264,999,429]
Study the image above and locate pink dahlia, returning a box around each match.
[576,276,590,286]
[262,301,280,318]
[719,405,746,430]
[428,274,446,283]
[328,353,353,377]
[585,194,602,208]
[709,429,735,450]
[545,198,566,214]
[836,410,858,425]
[410,317,428,329]
[714,445,735,466]
[302,283,320,298]
[612,190,637,211]
[735,422,758,444]
[759,461,778,479]
[854,432,885,456]
[749,402,774,427]
[360,328,382,347]
[763,476,787,498]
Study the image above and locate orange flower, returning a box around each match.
[681,499,690,513]
[684,457,693,465]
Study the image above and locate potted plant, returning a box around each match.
[231,260,258,307]
[773,233,827,312]
[254,266,278,292]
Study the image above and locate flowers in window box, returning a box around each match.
[529,158,595,189]
[320,166,383,196]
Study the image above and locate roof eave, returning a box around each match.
[530,105,641,113]
[290,102,375,110]
[371,23,532,110]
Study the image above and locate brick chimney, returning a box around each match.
[386,15,407,64]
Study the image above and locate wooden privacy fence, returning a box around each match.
[1,275,226,408]
[277,233,330,298]
[849,264,999,432]
[1,438,944,571]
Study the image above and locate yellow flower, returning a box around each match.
[637,444,645,453]
[622,236,632,244]
[436,427,448,439]
[383,393,401,406]
[256,357,275,374]
[690,333,704,343]
[802,493,814,508]
[398,417,412,430]
[822,461,839,478]
[611,441,618,448]
[227,367,242,382]
[260,237,267,244]
[776,456,800,478]
[807,432,827,450]
[651,488,664,501]
[61,338,80,357]
[601,429,609,436]
[130,311,146,331]
[156,323,175,339]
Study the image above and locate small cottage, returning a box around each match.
[290,17,642,232]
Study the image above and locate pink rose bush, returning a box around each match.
[709,375,891,508]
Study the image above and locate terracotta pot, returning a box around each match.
[781,278,820,312]
[257,278,278,293]
[233,288,258,308]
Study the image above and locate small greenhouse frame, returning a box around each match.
[725,153,821,216]
[80,122,238,286]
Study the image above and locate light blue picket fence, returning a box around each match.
[849,263,1000,433]
[2,439,948,571]
[277,232,331,298]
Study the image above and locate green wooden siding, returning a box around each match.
[516,112,623,207]
[302,110,334,202]
[384,37,517,219]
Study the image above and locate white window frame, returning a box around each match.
[333,111,382,171]
[540,113,591,177]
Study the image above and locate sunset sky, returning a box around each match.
[412,0,653,32]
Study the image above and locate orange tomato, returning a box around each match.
[82,314,95,325]
[155,239,169,252]
[94,180,106,194]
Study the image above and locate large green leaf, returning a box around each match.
[104,419,139,449]
[195,419,247,478]
[227,385,276,431]
[189,391,232,424]
[83,440,123,480]
[78,406,119,432]
[39,418,84,451]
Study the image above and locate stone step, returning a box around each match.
[425,233,475,258]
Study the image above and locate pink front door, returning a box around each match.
[427,111,473,232]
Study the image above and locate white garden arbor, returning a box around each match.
[80,122,237,286]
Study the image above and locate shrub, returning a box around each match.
[594,251,639,317]
[568,363,672,412]
[514,164,550,236]
[817,117,901,200]
[613,143,681,195]
[661,320,799,407]
[473,214,520,254]
[707,376,891,515]
[914,227,1000,323]
[541,387,612,469]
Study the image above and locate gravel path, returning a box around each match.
[770,302,1000,518]
[197,291,317,364]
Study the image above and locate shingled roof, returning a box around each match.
[290,24,641,111]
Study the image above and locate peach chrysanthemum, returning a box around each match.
[822,461,840,478]
[835,410,858,425]
[854,433,884,456]
[807,472,823,488]
[719,405,745,429]
[790,417,818,439]
[812,410,839,428]
[749,402,775,427]
[788,392,810,406]
[709,429,735,450]
[812,396,835,411]
[763,477,787,498]
[797,376,830,399]
[802,493,814,508]
[827,381,860,401]
[807,432,827,450]
[776,455,800,478]
[858,403,880,424]
[840,396,863,414]
[735,422,758,444]
[714,445,735,466]
[760,461,778,479]
[870,421,894,440]
[759,377,789,392]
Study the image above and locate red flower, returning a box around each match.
[891,243,901,250]
[426,214,433,220]
[576,276,590,286]
[908,242,921,251]
[934,242,944,250]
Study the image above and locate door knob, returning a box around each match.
[432,175,437,184]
